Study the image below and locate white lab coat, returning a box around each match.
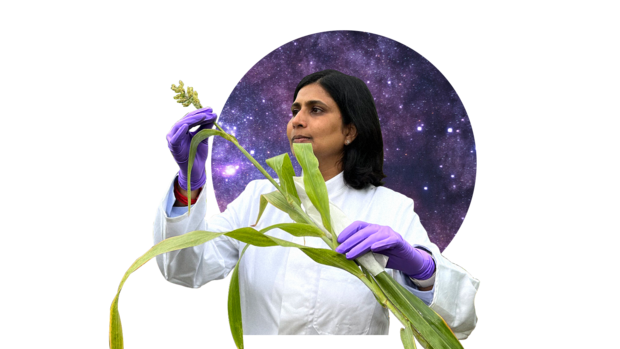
[154,172,479,338]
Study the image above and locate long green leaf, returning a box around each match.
[261,223,325,238]
[293,143,333,238]
[264,234,363,277]
[186,128,235,213]
[110,224,362,348]
[261,191,308,224]
[239,223,361,277]
[374,272,462,349]
[266,153,301,206]
[228,244,250,349]
[109,295,123,348]
[110,229,230,348]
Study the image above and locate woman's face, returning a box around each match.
[287,83,355,169]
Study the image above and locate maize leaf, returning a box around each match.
[109,295,123,348]
[293,143,333,237]
[373,271,462,349]
[268,236,362,276]
[110,224,362,348]
[263,223,325,239]
[228,244,250,349]
[266,153,301,206]
[251,194,269,227]
[108,228,231,349]
[260,191,308,224]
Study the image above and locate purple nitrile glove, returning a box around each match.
[336,221,435,280]
[166,107,218,190]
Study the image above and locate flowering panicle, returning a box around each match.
[171,80,203,109]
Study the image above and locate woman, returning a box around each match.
[154,70,479,338]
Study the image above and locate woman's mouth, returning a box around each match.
[292,136,312,143]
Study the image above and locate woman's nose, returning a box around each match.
[291,111,306,128]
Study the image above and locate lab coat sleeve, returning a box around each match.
[395,198,480,340]
[153,176,261,288]
[391,271,435,306]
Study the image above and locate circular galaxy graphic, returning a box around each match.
[212,31,476,251]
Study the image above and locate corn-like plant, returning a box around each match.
[108,82,463,349]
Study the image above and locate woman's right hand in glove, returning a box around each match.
[166,107,218,190]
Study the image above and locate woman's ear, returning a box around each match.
[344,124,357,142]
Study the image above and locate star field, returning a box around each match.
[211,31,476,251]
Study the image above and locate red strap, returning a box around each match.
[174,180,202,205]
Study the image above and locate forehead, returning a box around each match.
[294,83,334,104]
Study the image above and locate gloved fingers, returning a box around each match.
[335,224,371,254]
[347,226,403,258]
[345,233,389,259]
[167,123,189,149]
[199,108,218,122]
[190,118,217,138]
[336,225,382,256]
[183,113,210,129]
[187,107,217,126]
[370,237,400,252]
[173,107,215,126]
[337,220,371,243]
[343,233,379,259]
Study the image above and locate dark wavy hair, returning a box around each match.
[293,69,386,189]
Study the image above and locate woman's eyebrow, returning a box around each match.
[291,100,328,110]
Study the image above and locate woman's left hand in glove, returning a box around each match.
[335,221,435,280]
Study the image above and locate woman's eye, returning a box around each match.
[291,107,321,117]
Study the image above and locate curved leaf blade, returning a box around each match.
[110,224,361,348]
[109,295,123,349]
[266,153,300,206]
[262,234,362,277]
[262,191,308,224]
[251,194,269,227]
[293,143,332,235]
[228,244,250,349]
[110,229,230,348]
[261,223,325,238]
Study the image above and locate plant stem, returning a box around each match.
[212,122,281,192]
